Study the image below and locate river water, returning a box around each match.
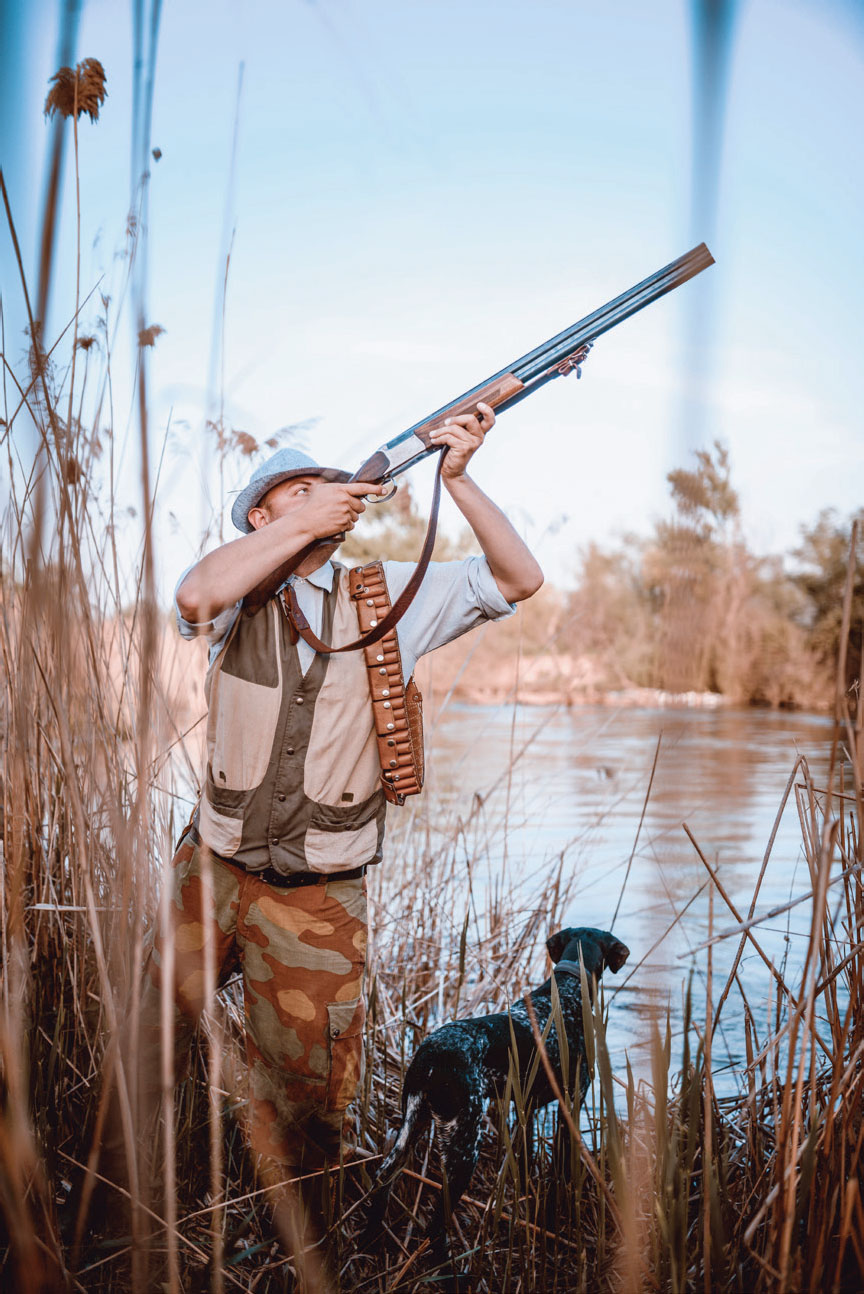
[405,702,841,1095]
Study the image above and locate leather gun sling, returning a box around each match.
[280,449,446,655]
[348,560,424,805]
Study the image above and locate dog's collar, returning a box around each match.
[553,958,587,979]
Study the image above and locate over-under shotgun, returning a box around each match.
[244,243,714,616]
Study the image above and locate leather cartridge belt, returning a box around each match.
[184,825,366,887]
[349,560,424,806]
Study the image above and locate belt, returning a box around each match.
[247,863,367,888]
[183,826,366,888]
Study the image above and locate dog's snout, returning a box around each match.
[605,937,630,973]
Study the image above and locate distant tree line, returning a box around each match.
[567,443,862,709]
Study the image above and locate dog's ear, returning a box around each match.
[546,930,573,964]
[604,935,630,973]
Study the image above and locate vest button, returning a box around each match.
[278,793,286,802]
[286,747,295,756]
[295,696,304,705]
[271,837,279,846]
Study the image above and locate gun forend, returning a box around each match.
[350,372,525,483]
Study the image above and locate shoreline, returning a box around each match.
[434,683,831,712]
[455,684,734,709]
[414,641,831,714]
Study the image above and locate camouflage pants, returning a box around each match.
[145,829,368,1171]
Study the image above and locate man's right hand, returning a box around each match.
[299,481,383,540]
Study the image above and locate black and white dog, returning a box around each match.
[361,927,629,1246]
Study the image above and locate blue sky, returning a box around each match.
[2,0,862,592]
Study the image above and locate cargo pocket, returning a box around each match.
[326,996,365,1112]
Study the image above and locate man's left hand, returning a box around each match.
[428,401,495,481]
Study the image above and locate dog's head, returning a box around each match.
[546,927,630,978]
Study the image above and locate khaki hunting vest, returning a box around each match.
[198,563,385,875]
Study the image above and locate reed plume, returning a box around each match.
[44,58,108,123]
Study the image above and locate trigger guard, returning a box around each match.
[367,479,397,504]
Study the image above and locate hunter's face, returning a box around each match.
[253,475,321,524]
[248,474,338,576]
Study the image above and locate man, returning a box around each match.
[114,402,540,1249]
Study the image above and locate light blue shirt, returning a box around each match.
[175,555,515,676]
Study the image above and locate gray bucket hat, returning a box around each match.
[231,447,352,534]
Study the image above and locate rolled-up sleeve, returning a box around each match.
[385,555,516,679]
[174,566,241,660]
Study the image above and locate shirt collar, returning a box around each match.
[279,559,335,594]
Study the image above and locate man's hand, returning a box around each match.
[425,400,542,603]
[428,401,495,481]
[295,481,383,540]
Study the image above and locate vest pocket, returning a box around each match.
[208,673,282,791]
[304,818,380,872]
[200,774,252,857]
[326,996,365,1111]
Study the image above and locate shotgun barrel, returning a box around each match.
[511,242,714,383]
[354,242,714,484]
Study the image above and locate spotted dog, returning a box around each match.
[361,926,629,1246]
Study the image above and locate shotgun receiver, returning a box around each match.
[243,243,714,617]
